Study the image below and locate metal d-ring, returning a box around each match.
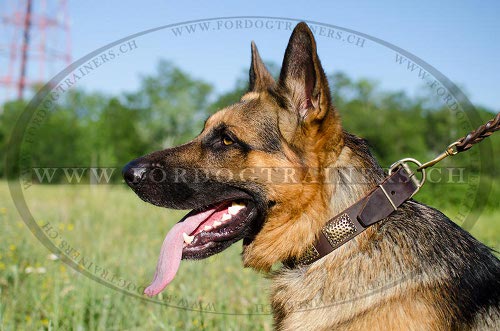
[389,158,426,197]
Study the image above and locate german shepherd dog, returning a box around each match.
[123,22,500,330]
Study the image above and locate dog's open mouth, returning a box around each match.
[144,198,258,296]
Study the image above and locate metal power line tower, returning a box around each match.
[0,0,71,101]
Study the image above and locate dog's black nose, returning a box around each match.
[123,160,149,187]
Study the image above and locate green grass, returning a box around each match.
[0,182,272,330]
[0,181,498,330]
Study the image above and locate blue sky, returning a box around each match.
[2,0,499,110]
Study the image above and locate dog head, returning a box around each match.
[124,22,346,295]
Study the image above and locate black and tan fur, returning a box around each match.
[124,23,500,330]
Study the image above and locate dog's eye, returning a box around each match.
[222,135,234,146]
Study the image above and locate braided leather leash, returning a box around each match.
[291,112,500,267]
[456,112,500,152]
[416,112,500,171]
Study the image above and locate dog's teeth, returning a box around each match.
[182,232,194,244]
[228,202,245,215]
[221,213,232,222]
[213,221,222,227]
[204,225,212,231]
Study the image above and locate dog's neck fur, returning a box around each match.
[268,132,433,329]
[328,131,385,215]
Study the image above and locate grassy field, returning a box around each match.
[0,181,498,330]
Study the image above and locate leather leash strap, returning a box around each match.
[456,112,500,153]
[292,166,418,266]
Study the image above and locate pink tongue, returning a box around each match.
[144,208,216,296]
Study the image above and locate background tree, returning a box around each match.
[125,60,213,149]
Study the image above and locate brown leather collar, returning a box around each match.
[288,165,419,267]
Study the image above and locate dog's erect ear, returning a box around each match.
[249,41,275,92]
[278,22,332,121]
